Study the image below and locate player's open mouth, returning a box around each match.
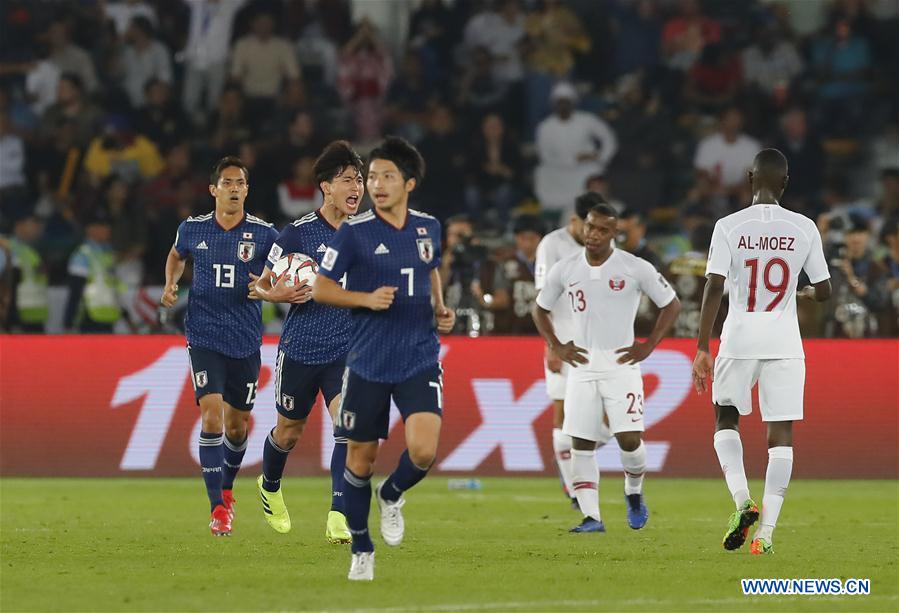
[345,196,359,209]
[373,193,388,202]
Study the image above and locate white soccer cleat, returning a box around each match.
[376,481,406,546]
[348,551,375,581]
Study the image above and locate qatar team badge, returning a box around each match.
[609,277,626,291]
[417,238,434,263]
[238,241,255,262]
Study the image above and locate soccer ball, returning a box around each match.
[271,253,318,288]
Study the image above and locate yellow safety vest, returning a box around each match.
[80,243,121,324]
[10,238,49,323]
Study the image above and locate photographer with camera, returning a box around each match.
[441,215,491,336]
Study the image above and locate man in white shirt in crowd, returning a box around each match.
[535,82,618,219]
[694,107,760,197]
[534,203,680,533]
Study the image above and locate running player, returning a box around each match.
[534,203,681,533]
[253,141,363,543]
[312,136,455,581]
[161,156,278,536]
[535,193,611,510]
[692,149,831,554]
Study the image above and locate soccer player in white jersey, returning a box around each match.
[534,204,681,533]
[535,193,612,510]
[692,149,831,555]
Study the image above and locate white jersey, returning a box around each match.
[706,204,830,359]
[535,227,582,343]
[536,248,677,376]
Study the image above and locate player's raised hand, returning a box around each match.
[367,286,397,311]
[247,273,261,300]
[615,340,653,365]
[692,349,714,394]
[160,284,178,307]
[545,344,563,373]
[435,305,456,333]
[554,341,589,367]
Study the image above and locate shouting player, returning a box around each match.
[313,136,455,581]
[535,193,612,510]
[534,203,680,533]
[692,149,831,554]
[161,156,278,536]
[253,141,364,542]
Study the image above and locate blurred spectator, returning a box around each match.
[661,0,721,70]
[524,0,590,77]
[457,47,509,121]
[103,177,147,288]
[277,156,323,221]
[138,142,202,213]
[742,22,802,104]
[464,0,526,87]
[535,82,617,217]
[0,110,29,227]
[693,107,760,196]
[120,16,173,109]
[83,115,164,184]
[41,73,102,148]
[24,48,62,115]
[181,0,245,121]
[417,104,466,220]
[230,11,300,116]
[477,214,542,334]
[665,222,724,338]
[585,174,626,213]
[874,168,899,227]
[144,178,201,284]
[63,211,127,333]
[773,107,825,212]
[46,17,99,93]
[8,214,48,332]
[880,218,899,336]
[465,113,522,225]
[825,218,888,337]
[610,0,662,78]
[104,0,157,37]
[617,209,660,268]
[0,238,11,331]
[811,17,872,136]
[134,78,192,151]
[338,19,393,143]
[295,13,339,90]
[208,85,253,154]
[408,0,455,83]
[384,51,433,143]
[441,215,490,336]
[683,43,742,114]
[29,117,82,216]
[264,110,325,183]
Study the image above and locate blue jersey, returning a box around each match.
[320,208,442,384]
[266,209,352,365]
[174,212,278,358]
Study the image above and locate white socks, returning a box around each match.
[757,446,793,541]
[571,449,600,521]
[713,429,750,508]
[552,428,576,498]
[620,441,647,495]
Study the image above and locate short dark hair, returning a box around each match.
[619,208,644,223]
[313,140,364,193]
[880,217,898,241]
[847,214,869,234]
[575,192,608,220]
[368,136,426,184]
[210,156,249,185]
[129,16,155,37]
[513,214,544,236]
[587,203,619,220]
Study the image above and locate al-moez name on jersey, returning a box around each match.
[536,248,677,373]
[736,235,798,251]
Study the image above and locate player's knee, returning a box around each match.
[714,405,740,431]
[408,444,437,469]
[767,422,793,447]
[616,432,642,452]
[225,423,247,443]
[273,419,305,449]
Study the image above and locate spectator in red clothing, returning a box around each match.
[337,19,393,142]
[683,43,742,114]
[662,0,721,70]
[277,156,322,222]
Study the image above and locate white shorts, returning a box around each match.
[562,368,644,440]
[712,358,805,422]
[544,363,569,401]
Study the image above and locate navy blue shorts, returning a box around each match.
[274,350,346,420]
[187,345,261,411]
[338,364,444,442]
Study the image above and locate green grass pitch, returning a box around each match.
[1,477,897,611]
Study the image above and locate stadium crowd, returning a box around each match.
[0,0,896,337]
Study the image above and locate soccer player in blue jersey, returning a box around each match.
[161,156,278,536]
[252,141,364,543]
[313,136,456,581]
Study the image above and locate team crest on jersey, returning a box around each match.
[341,410,356,431]
[238,241,255,262]
[416,238,434,263]
[281,394,295,411]
[609,277,626,291]
[195,371,208,388]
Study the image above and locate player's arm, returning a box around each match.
[693,273,725,393]
[796,279,832,302]
[616,266,681,365]
[312,275,396,310]
[254,265,312,304]
[532,261,587,367]
[431,267,455,333]
[161,246,186,308]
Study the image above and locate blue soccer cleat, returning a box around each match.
[569,517,606,533]
[626,493,649,529]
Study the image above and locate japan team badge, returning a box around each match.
[417,238,434,264]
[238,241,255,262]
